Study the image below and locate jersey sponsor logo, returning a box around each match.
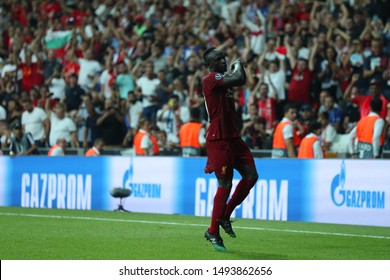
[214,73,223,80]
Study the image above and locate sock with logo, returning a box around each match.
[224,178,255,218]
[209,187,231,236]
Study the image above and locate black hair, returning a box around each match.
[318,111,329,121]
[190,107,201,120]
[370,98,383,114]
[308,121,322,133]
[203,47,217,65]
[170,94,179,102]
[283,103,297,114]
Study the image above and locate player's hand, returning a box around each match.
[231,58,247,70]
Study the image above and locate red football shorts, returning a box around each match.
[204,138,255,179]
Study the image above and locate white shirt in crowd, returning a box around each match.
[320,123,337,149]
[99,69,113,99]
[49,114,77,146]
[136,76,160,108]
[263,70,286,100]
[21,107,48,141]
[49,77,66,100]
[78,58,102,89]
[128,101,143,129]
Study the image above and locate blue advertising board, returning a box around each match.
[0,156,389,227]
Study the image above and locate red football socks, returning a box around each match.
[224,178,255,218]
[209,187,231,235]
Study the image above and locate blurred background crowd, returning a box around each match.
[0,0,390,157]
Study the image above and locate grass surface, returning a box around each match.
[0,207,389,260]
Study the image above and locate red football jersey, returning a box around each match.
[202,72,240,140]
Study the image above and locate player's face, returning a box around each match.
[208,50,227,73]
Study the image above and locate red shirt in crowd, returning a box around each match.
[20,63,44,92]
[41,1,62,20]
[352,95,388,119]
[63,61,80,82]
[288,67,313,104]
[12,3,29,26]
[257,97,277,131]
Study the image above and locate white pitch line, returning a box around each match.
[1,212,390,240]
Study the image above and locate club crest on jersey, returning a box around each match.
[215,73,223,80]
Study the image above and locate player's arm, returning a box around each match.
[222,59,247,88]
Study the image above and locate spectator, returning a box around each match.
[115,61,136,101]
[165,55,181,84]
[43,49,62,82]
[179,107,206,157]
[241,103,267,150]
[285,36,316,106]
[349,98,385,159]
[149,43,167,73]
[318,111,337,153]
[135,61,160,124]
[85,138,105,156]
[156,95,181,147]
[297,121,324,159]
[9,120,38,157]
[316,46,340,99]
[84,103,101,148]
[72,93,91,147]
[155,70,172,109]
[45,65,66,101]
[133,118,159,156]
[5,99,22,124]
[30,86,56,111]
[21,98,50,147]
[77,48,101,90]
[344,76,389,119]
[123,90,143,141]
[64,73,85,113]
[323,95,343,133]
[46,102,78,148]
[272,103,298,158]
[363,38,389,97]
[258,54,286,108]
[249,80,277,134]
[96,97,125,147]
[19,46,44,92]
[47,138,67,156]
[171,77,189,108]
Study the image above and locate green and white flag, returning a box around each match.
[45,30,72,49]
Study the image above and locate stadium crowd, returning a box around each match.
[0,0,390,157]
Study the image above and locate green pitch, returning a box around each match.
[0,207,389,260]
